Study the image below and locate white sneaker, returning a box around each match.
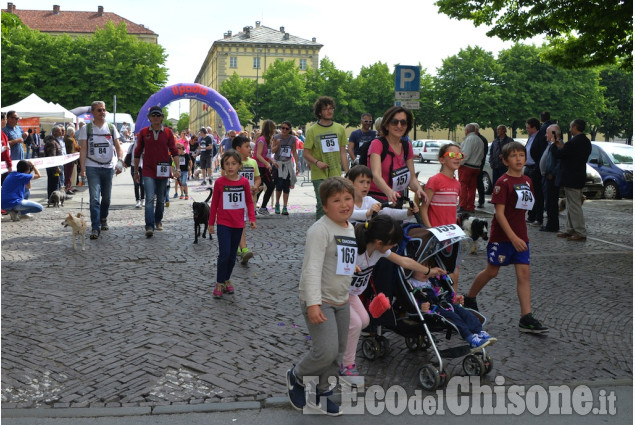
[141,199,146,207]
[21,213,34,219]
[135,200,141,208]
[258,207,270,216]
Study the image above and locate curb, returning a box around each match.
[2,380,631,418]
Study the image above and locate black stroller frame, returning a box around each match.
[360,223,494,390]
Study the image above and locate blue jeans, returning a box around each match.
[143,177,167,230]
[85,166,115,231]
[216,224,243,283]
[11,199,43,215]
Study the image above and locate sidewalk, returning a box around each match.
[1,169,632,418]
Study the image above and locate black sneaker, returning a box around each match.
[464,296,479,311]
[519,313,549,334]
[286,368,306,410]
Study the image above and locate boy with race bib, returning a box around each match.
[286,177,356,416]
[208,151,256,298]
[232,135,261,265]
[464,142,549,334]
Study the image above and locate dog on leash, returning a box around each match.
[192,188,213,243]
[458,212,489,254]
[48,190,65,208]
[192,167,203,180]
[62,213,87,251]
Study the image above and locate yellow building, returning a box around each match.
[192,21,322,132]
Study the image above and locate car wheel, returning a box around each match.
[419,154,424,164]
[482,172,492,195]
[603,181,620,199]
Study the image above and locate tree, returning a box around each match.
[435,0,633,70]
[347,62,394,127]
[176,113,189,133]
[597,66,633,143]
[1,20,168,114]
[304,58,355,125]
[219,72,256,125]
[415,68,440,135]
[434,46,502,137]
[258,60,309,126]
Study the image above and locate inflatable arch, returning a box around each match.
[135,83,241,133]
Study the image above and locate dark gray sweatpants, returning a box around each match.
[295,301,350,393]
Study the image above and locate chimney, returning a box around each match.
[255,21,261,27]
[312,37,316,42]
[243,26,250,38]
[7,2,15,13]
[53,5,60,14]
[279,26,285,32]
[283,33,290,40]
[97,5,104,16]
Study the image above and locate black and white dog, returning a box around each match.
[457,212,489,254]
[192,188,213,243]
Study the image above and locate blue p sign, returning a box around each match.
[395,65,421,92]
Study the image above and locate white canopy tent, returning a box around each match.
[1,93,76,123]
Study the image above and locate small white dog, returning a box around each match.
[458,213,489,255]
[192,167,203,180]
[62,213,87,251]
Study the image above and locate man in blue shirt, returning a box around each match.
[2,111,24,160]
[347,113,376,164]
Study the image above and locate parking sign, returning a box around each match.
[394,65,421,92]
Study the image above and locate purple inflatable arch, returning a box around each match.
[135,83,241,132]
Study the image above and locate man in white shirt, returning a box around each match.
[78,101,124,240]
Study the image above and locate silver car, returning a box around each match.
[414,139,452,163]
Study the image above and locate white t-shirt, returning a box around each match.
[349,248,392,296]
[78,122,120,168]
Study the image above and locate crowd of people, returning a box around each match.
[2,96,596,416]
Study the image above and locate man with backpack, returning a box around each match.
[133,106,181,238]
[78,101,124,240]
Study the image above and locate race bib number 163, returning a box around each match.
[335,236,357,276]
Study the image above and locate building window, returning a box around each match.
[253,57,261,69]
[230,57,237,68]
[299,58,307,71]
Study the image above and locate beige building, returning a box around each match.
[2,2,157,43]
[192,21,322,132]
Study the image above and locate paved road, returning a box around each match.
[1,169,632,419]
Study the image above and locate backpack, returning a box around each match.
[86,122,117,165]
[358,137,409,172]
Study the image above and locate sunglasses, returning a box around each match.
[95,109,106,112]
[280,127,290,130]
[389,119,408,127]
[150,113,164,117]
[443,152,465,159]
[362,120,373,124]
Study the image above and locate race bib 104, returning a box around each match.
[514,183,535,210]
[335,236,357,276]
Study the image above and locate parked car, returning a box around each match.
[587,142,633,199]
[413,139,452,163]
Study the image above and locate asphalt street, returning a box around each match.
[1,167,632,422]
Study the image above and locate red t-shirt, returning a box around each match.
[1,130,11,171]
[489,174,533,243]
[134,127,179,179]
[208,176,256,228]
[367,138,414,200]
[426,172,460,226]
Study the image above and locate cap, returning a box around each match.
[148,106,164,116]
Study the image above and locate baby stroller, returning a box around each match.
[360,223,494,390]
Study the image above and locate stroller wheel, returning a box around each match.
[377,336,390,357]
[405,336,419,351]
[362,338,380,360]
[481,353,493,375]
[418,365,441,391]
[463,354,486,376]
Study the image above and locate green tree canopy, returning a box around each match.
[435,0,633,70]
[219,72,256,125]
[1,18,168,115]
[258,59,309,127]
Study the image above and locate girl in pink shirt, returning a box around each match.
[209,151,257,298]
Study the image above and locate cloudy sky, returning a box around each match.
[21,0,544,118]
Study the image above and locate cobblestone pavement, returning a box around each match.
[1,172,632,412]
